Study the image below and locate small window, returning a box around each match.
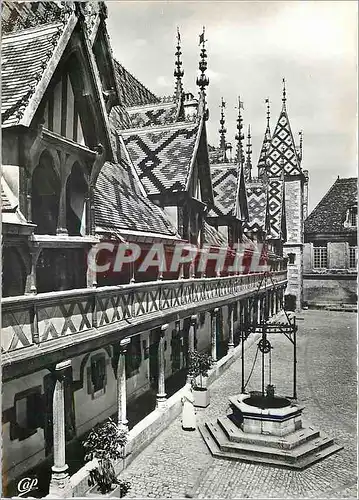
[313,247,327,269]
[349,209,357,227]
[349,246,357,269]
[126,336,142,378]
[288,253,296,264]
[88,354,107,398]
[11,387,43,441]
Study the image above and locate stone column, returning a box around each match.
[57,188,68,235]
[117,338,131,432]
[211,308,218,362]
[156,324,168,410]
[228,304,234,351]
[189,315,197,352]
[25,247,41,295]
[49,360,72,498]
[86,244,98,288]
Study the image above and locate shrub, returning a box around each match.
[188,350,213,389]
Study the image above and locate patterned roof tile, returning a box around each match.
[267,108,301,177]
[126,102,178,129]
[257,124,271,178]
[122,122,200,195]
[209,163,238,217]
[95,148,178,237]
[203,221,227,247]
[244,181,267,232]
[1,22,65,127]
[304,177,357,234]
[267,178,284,239]
[114,59,159,108]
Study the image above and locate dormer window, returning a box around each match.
[345,206,357,228]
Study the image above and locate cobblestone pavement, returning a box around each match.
[114,310,357,499]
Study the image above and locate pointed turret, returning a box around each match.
[219,97,227,161]
[257,98,271,179]
[196,26,209,120]
[234,96,244,167]
[244,125,252,182]
[266,79,301,177]
[174,27,184,99]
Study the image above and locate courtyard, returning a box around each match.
[113,309,357,499]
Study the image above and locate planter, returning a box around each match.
[194,387,210,408]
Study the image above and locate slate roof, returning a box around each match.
[114,59,159,108]
[203,221,227,247]
[304,177,358,234]
[1,22,65,127]
[95,145,178,237]
[1,187,14,212]
[209,163,238,217]
[1,1,68,34]
[244,181,268,233]
[122,121,200,195]
[267,106,301,177]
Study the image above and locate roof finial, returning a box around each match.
[244,124,252,182]
[219,97,227,161]
[174,27,184,99]
[235,96,244,167]
[282,77,287,108]
[265,97,270,128]
[196,26,209,119]
[298,130,303,162]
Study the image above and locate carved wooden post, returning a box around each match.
[25,247,41,295]
[49,360,72,498]
[211,308,219,362]
[228,304,234,351]
[156,324,168,409]
[117,338,130,432]
[57,187,68,235]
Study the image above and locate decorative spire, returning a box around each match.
[244,125,252,182]
[298,130,303,162]
[219,97,227,161]
[266,97,271,129]
[196,26,209,119]
[174,27,184,99]
[282,77,287,109]
[235,96,244,167]
[257,97,272,178]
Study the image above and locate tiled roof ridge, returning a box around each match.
[126,101,177,112]
[120,119,199,136]
[114,58,159,104]
[1,20,63,41]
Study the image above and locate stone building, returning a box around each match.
[303,177,357,307]
[1,2,292,497]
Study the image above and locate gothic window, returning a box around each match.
[88,353,107,398]
[125,336,142,378]
[313,246,328,269]
[11,387,43,441]
[349,246,357,269]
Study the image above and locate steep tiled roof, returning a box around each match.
[203,221,227,247]
[95,147,178,237]
[257,124,271,178]
[122,121,200,195]
[267,107,301,177]
[1,187,14,212]
[304,177,358,234]
[267,178,285,239]
[209,163,238,217]
[1,23,65,127]
[1,1,66,34]
[126,101,178,129]
[244,181,267,233]
[114,59,159,108]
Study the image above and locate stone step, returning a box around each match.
[205,421,337,464]
[217,416,320,449]
[199,424,343,470]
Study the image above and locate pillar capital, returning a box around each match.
[120,337,131,352]
[161,323,169,333]
[190,314,197,325]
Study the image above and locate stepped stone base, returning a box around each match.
[199,393,343,470]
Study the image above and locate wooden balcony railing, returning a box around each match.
[2,271,287,356]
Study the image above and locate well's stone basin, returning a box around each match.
[229,394,304,437]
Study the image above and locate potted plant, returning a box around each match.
[188,350,213,408]
[83,417,131,496]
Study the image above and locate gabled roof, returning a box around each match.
[1,22,71,127]
[267,178,285,240]
[114,59,159,108]
[266,107,301,177]
[257,124,271,178]
[95,142,178,238]
[209,163,238,217]
[244,180,268,233]
[122,121,201,196]
[304,177,357,234]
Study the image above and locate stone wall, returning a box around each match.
[303,275,357,306]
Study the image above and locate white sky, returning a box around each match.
[106,0,358,213]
